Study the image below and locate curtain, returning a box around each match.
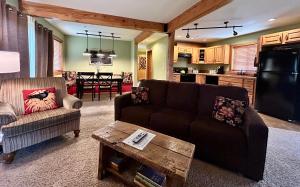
[0,0,29,79]
[35,22,54,77]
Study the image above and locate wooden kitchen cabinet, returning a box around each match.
[196,75,206,84]
[261,32,283,46]
[192,48,200,64]
[283,28,300,44]
[178,46,192,54]
[205,45,230,64]
[173,74,180,82]
[205,47,215,64]
[218,76,256,105]
[174,46,178,63]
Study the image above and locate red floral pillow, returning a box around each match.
[212,96,247,127]
[23,87,58,115]
[131,87,150,105]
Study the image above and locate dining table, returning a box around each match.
[76,76,124,98]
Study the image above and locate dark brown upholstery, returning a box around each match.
[150,108,195,139]
[115,79,268,181]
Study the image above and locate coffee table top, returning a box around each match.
[92,121,195,181]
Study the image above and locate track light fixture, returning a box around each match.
[109,33,117,58]
[97,32,105,57]
[82,30,91,56]
[183,21,242,38]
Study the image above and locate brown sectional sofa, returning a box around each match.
[115,80,268,181]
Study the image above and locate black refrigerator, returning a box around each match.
[255,49,300,121]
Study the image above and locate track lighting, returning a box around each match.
[183,21,242,39]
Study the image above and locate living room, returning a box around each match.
[1,0,300,187]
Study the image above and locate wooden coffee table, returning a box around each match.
[92,121,195,187]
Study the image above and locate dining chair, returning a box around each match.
[97,72,113,100]
[77,72,96,101]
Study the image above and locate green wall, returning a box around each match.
[208,23,300,46]
[65,35,132,74]
[147,36,168,80]
[6,0,18,7]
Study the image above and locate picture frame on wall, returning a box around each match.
[89,51,113,66]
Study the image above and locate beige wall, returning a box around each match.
[146,36,168,80]
[64,35,132,74]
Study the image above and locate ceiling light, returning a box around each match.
[186,29,190,39]
[268,18,276,22]
[233,27,238,36]
[97,32,105,57]
[109,33,117,58]
[82,30,91,56]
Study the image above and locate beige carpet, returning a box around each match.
[1,95,300,187]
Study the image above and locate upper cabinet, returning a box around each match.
[261,28,300,46]
[261,32,283,46]
[192,48,200,64]
[283,29,300,44]
[205,45,230,64]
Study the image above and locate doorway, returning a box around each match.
[147,50,153,79]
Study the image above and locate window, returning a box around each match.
[231,43,257,71]
[53,38,63,77]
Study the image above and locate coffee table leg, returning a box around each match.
[98,142,108,180]
[166,176,185,187]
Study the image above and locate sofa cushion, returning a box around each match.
[139,80,169,106]
[150,108,195,139]
[197,84,249,117]
[23,87,59,115]
[1,108,80,138]
[213,96,247,127]
[190,118,247,169]
[131,87,150,105]
[120,105,159,128]
[166,82,198,113]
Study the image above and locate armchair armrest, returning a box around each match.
[0,102,17,127]
[114,93,132,121]
[241,107,269,181]
[63,94,83,110]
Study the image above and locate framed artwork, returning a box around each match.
[89,51,113,66]
[138,56,147,70]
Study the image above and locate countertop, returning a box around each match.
[173,72,256,80]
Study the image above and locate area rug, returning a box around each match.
[0,97,300,187]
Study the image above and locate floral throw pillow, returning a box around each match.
[23,87,58,115]
[131,87,150,105]
[212,96,247,127]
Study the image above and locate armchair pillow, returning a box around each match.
[131,87,150,105]
[0,102,17,127]
[212,96,247,127]
[23,87,59,114]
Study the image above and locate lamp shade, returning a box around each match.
[0,51,20,73]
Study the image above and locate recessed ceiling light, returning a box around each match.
[268,18,276,22]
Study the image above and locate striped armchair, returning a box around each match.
[0,77,82,163]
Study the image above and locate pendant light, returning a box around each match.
[83,30,91,56]
[109,33,117,58]
[97,32,105,57]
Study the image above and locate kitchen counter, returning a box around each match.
[173,72,256,80]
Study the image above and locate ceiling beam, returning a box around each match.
[20,1,165,32]
[134,31,153,44]
[167,0,232,33]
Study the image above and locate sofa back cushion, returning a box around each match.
[0,78,67,115]
[139,80,169,106]
[166,82,198,113]
[197,84,249,117]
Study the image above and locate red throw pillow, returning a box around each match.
[23,87,58,115]
[131,87,150,105]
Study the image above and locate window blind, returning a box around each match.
[232,44,257,71]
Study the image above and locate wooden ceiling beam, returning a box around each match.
[20,1,165,32]
[167,0,232,33]
[134,31,153,44]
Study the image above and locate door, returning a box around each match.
[261,32,283,46]
[146,50,153,79]
[205,47,215,64]
[283,29,300,44]
[215,46,224,64]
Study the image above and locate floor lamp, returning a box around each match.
[0,51,20,74]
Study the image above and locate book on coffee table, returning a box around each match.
[134,165,166,187]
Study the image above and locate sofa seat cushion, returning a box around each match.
[190,118,247,170]
[150,108,195,139]
[120,105,159,128]
[1,108,80,138]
